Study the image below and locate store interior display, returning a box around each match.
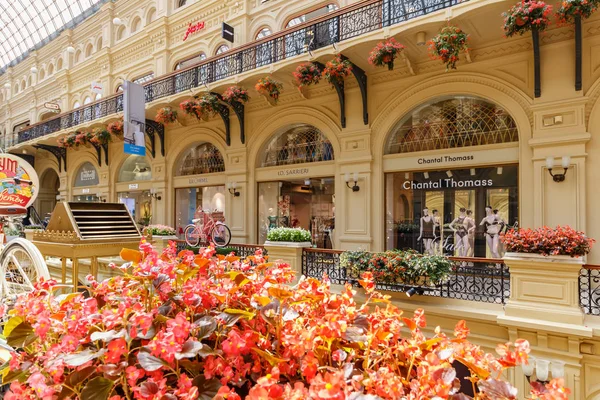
[175,186,225,236]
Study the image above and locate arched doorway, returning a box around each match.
[256,124,335,247]
[116,155,153,226]
[37,169,60,222]
[382,95,519,258]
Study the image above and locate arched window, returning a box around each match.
[133,72,154,85]
[286,4,339,28]
[20,80,26,91]
[74,162,99,187]
[116,25,126,41]
[216,44,229,55]
[27,76,32,87]
[176,143,225,176]
[83,96,92,105]
[39,68,45,80]
[85,43,93,58]
[177,0,187,8]
[74,50,82,63]
[147,8,156,24]
[119,155,152,182]
[56,58,63,71]
[116,85,123,92]
[384,96,519,155]
[255,27,272,39]
[259,124,334,167]
[174,53,207,70]
[131,17,142,33]
[96,36,103,51]
[73,101,81,109]
[14,84,18,94]
[95,93,102,101]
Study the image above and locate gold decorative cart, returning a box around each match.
[32,202,142,292]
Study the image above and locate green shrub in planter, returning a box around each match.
[215,247,238,256]
[24,225,44,230]
[266,227,311,243]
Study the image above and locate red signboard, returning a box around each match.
[183,21,206,41]
[0,154,39,210]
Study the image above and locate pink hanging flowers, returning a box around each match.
[368,37,405,70]
[428,26,469,71]
[556,0,600,24]
[502,0,553,37]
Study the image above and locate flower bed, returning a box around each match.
[145,224,176,236]
[266,227,311,243]
[0,242,569,399]
[501,225,595,257]
[503,0,553,37]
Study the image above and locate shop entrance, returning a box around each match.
[258,178,335,248]
[174,186,226,237]
[118,191,151,226]
[37,169,60,222]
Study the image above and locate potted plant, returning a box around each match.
[222,85,250,104]
[23,225,43,241]
[196,93,221,119]
[90,127,111,146]
[265,227,312,247]
[293,62,322,88]
[368,37,405,70]
[322,55,352,87]
[501,225,594,259]
[255,76,283,105]
[556,0,599,24]
[502,0,553,37]
[145,224,178,253]
[155,107,178,124]
[428,25,469,71]
[107,119,124,136]
[4,227,21,242]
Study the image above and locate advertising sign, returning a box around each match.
[91,81,103,94]
[123,81,146,156]
[183,21,206,41]
[44,102,61,113]
[222,22,234,43]
[74,162,99,187]
[0,153,39,211]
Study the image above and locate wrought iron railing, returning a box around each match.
[17,0,469,144]
[302,248,510,304]
[580,265,600,315]
[174,240,267,258]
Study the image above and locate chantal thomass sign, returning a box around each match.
[403,177,494,190]
[0,154,39,210]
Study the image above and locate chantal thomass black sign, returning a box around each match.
[402,177,494,190]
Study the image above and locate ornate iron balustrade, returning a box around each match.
[580,265,600,315]
[174,240,267,258]
[18,0,469,144]
[302,249,510,304]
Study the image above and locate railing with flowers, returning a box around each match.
[302,248,510,304]
[17,0,469,145]
[174,240,267,258]
[580,265,600,315]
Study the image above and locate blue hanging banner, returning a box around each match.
[123,81,146,156]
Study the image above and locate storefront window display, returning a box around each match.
[118,191,152,226]
[118,155,152,182]
[258,179,335,248]
[175,186,225,236]
[117,155,153,225]
[385,165,518,258]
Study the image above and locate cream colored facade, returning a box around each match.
[3,0,600,397]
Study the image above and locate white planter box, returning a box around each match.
[503,252,583,265]
[5,235,19,243]
[264,241,312,248]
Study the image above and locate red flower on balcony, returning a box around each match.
[503,0,553,37]
[368,37,405,70]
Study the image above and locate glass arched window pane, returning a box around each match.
[286,4,339,28]
[384,96,519,155]
[176,143,225,176]
[259,124,334,167]
[216,45,229,55]
[255,27,272,40]
[119,156,152,182]
[178,0,187,8]
[116,85,123,92]
[73,101,81,108]
[175,53,206,70]
[133,72,154,84]
[83,97,92,105]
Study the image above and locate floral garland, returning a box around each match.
[428,26,469,71]
[322,55,352,87]
[556,0,600,24]
[90,127,111,146]
[155,107,178,124]
[196,94,221,118]
[107,119,124,136]
[222,86,250,104]
[293,63,322,88]
[502,0,553,37]
[179,99,200,118]
[368,37,405,70]
[255,76,283,103]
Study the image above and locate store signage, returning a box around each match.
[188,177,209,185]
[82,188,90,194]
[123,81,146,156]
[44,102,61,113]
[277,168,309,177]
[0,154,39,209]
[129,183,139,190]
[81,169,96,182]
[183,21,206,41]
[91,81,103,94]
[402,177,494,190]
[222,22,234,43]
[417,155,475,165]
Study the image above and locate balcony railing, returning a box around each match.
[17,0,469,145]
[302,248,510,304]
[174,240,267,258]
[580,265,600,315]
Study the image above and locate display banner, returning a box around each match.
[123,81,146,156]
[0,153,39,210]
[74,162,99,187]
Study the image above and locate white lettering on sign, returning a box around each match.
[417,155,475,165]
[129,183,139,190]
[277,168,309,177]
[81,169,96,181]
[82,188,90,194]
[188,177,209,185]
[402,178,494,190]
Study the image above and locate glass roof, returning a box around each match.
[0,0,109,74]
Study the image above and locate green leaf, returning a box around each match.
[1,367,28,385]
[217,312,242,327]
[80,376,115,400]
[137,351,167,372]
[192,376,222,400]
[5,320,35,348]
[251,348,289,366]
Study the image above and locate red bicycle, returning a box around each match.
[184,210,231,248]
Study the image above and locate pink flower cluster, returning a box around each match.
[501,225,595,257]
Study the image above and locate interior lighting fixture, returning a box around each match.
[304,179,311,186]
[546,156,571,183]
[416,31,427,46]
[470,168,476,176]
[66,46,76,54]
[423,172,429,179]
[227,182,240,197]
[405,287,425,297]
[344,172,359,192]
[113,17,124,25]
[149,188,162,200]
[30,67,38,74]
[404,172,410,180]
[446,170,453,178]
[497,167,503,175]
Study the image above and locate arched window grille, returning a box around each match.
[133,72,154,84]
[259,124,334,167]
[174,53,207,70]
[384,96,518,155]
[176,143,225,176]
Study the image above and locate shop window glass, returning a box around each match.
[385,96,518,155]
[176,143,225,176]
[118,191,152,225]
[74,162,99,187]
[384,165,519,258]
[175,186,226,236]
[259,124,334,167]
[118,155,152,182]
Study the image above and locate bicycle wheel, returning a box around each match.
[184,225,200,247]
[211,224,231,247]
[0,238,50,301]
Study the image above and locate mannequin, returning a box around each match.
[450,207,469,257]
[432,209,442,255]
[417,207,435,255]
[465,210,476,257]
[479,206,504,258]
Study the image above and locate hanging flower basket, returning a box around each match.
[368,37,405,70]
[90,127,112,146]
[196,94,220,119]
[322,55,352,87]
[255,76,283,105]
[179,99,200,119]
[428,26,469,71]
[57,137,67,149]
[155,107,178,124]
[293,63,322,88]
[502,0,553,37]
[222,86,250,104]
[74,130,88,148]
[107,119,124,136]
[556,0,600,24]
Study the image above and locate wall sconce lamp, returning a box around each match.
[546,156,571,183]
[416,31,427,46]
[405,287,425,297]
[344,172,360,192]
[522,357,565,384]
[149,188,162,201]
[227,182,240,197]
